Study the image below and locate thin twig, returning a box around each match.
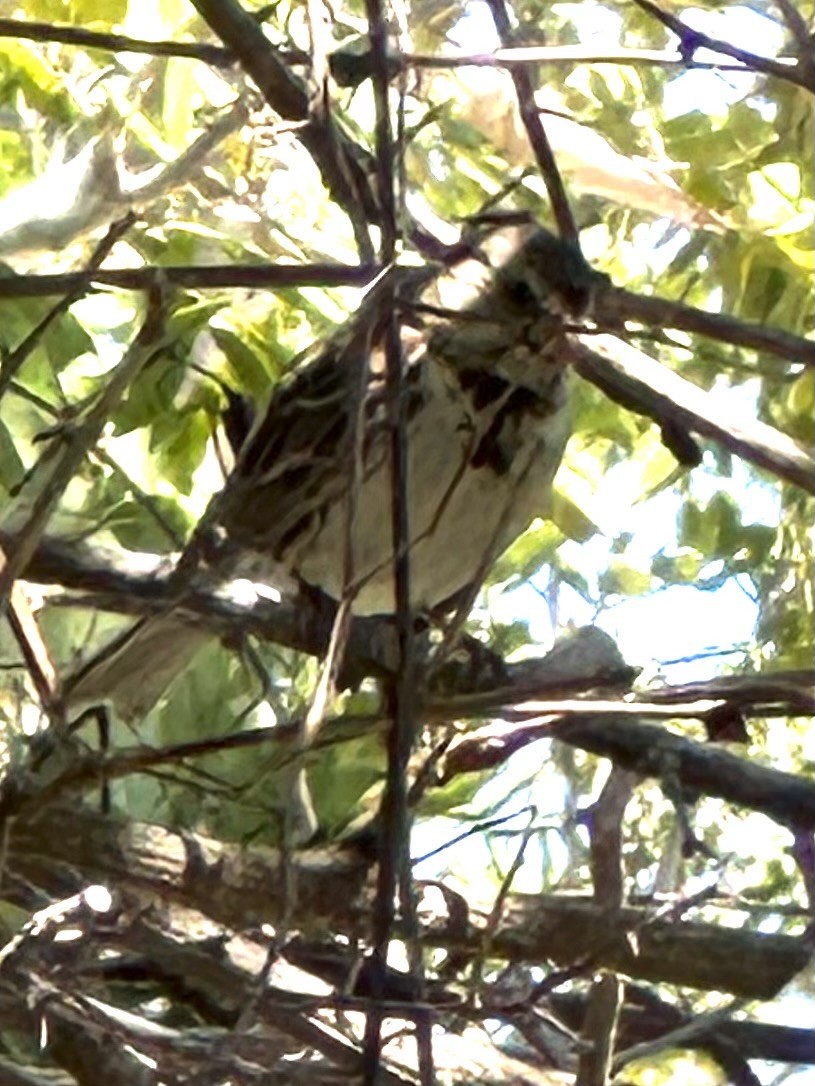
[0,276,169,606]
[362,0,429,1080]
[2,572,60,719]
[632,0,814,92]
[470,807,537,993]
[0,16,233,65]
[0,213,136,402]
[189,0,376,260]
[483,0,579,244]
[403,44,799,74]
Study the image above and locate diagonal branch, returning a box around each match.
[189,0,377,259]
[0,279,169,605]
[632,0,814,92]
[569,334,815,492]
[483,0,578,244]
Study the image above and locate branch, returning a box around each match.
[483,0,578,243]
[772,0,814,52]
[5,529,814,825]
[435,667,815,718]
[7,531,815,832]
[569,335,815,493]
[438,709,815,829]
[189,0,377,258]
[404,44,799,75]
[361,0,427,1079]
[645,670,815,714]
[554,713,815,831]
[0,16,232,64]
[7,805,809,1000]
[576,973,622,1086]
[550,987,815,1066]
[493,893,806,1000]
[632,0,814,92]
[8,804,372,931]
[596,285,815,368]
[4,17,792,84]
[0,260,375,297]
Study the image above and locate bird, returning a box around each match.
[64,220,597,716]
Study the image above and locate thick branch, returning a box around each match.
[549,989,814,1065]
[596,285,815,368]
[7,806,808,1000]
[554,713,815,830]
[5,532,814,832]
[480,894,806,1000]
[8,804,372,931]
[570,336,815,493]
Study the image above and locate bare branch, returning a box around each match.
[483,0,578,243]
[0,16,231,64]
[569,335,815,493]
[404,44,800,75]
[596,285,815,368]
[189,0,377,259]
[632,0,814,92]
[0,261,375,297]
[576,973,622,1086]
[7,806,809,998]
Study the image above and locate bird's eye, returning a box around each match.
[507,277,538,309]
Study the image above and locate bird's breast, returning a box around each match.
[289,360,571,613]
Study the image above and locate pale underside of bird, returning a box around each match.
[65,221,592,715]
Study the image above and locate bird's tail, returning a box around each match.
[64,614,208,719]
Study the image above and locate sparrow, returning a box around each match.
[64,221,597,716]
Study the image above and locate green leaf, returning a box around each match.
[107,494,192,552]
[550,490,599,543]
[599,556,652,596]
[0,420,25,491]
[490,518,564,584]
[113,356,187,434]
[678,493,744,559]
[153,408,211,496]
[210,327,277,401]
[708,491,742,557]
[651,550,705,584]
[786,371,815,444]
